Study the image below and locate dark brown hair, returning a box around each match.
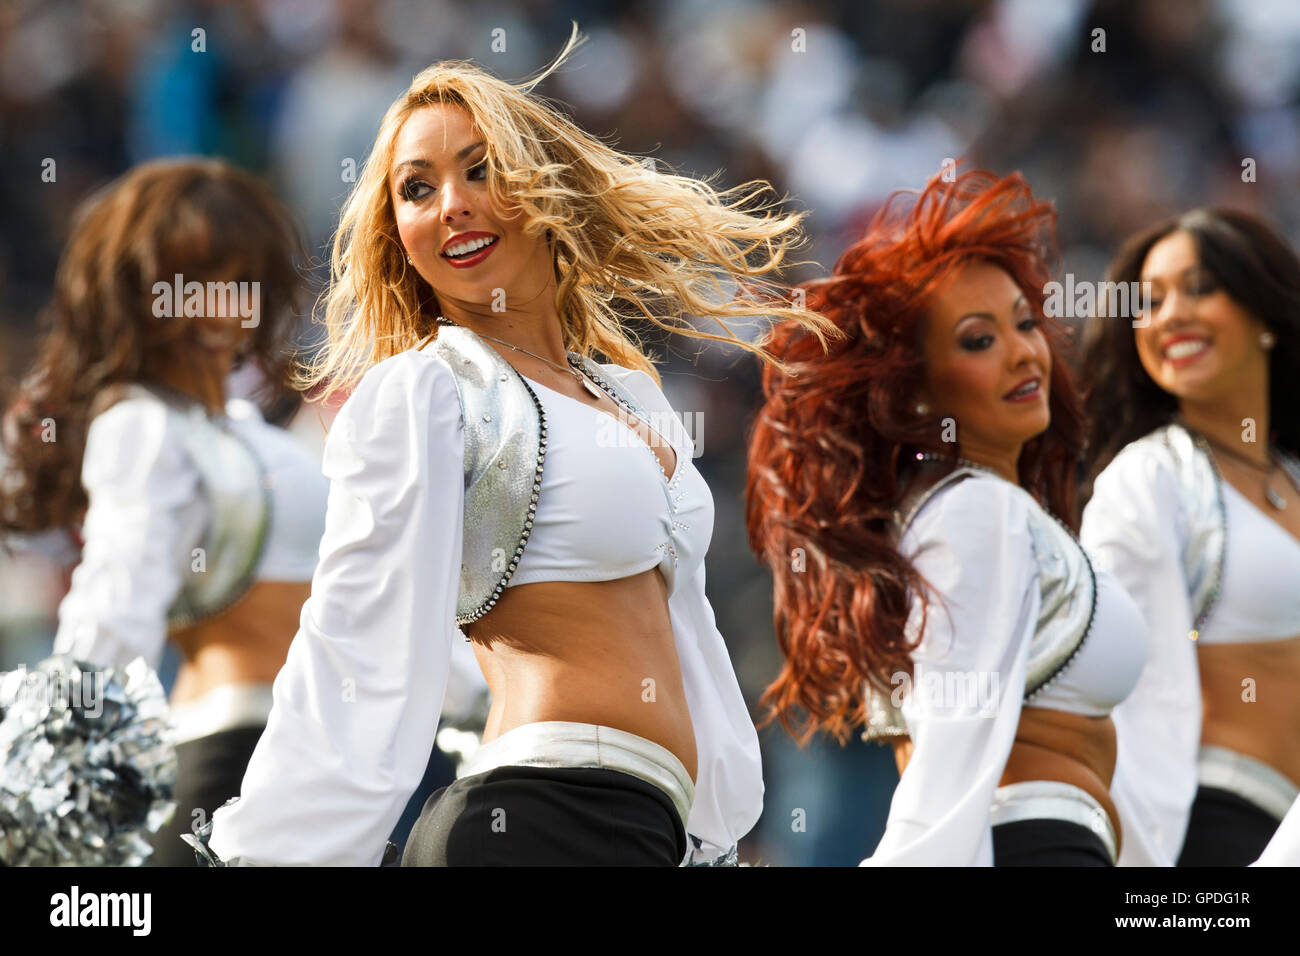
[1,157,307,533]
[1082,208,1300,492]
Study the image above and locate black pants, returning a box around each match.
[992,819,1113,866]
[147,724,266,867]
[1177,785,1280,866]
[402,764,687,866]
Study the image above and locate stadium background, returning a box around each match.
[1,0,1297,865]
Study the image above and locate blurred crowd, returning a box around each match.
[2,0,1298,865]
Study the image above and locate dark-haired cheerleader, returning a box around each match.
[0,157,327,865]
[1081,208,1300,866]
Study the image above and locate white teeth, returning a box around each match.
[1164,339,1209,360]
[1008,380,1038,398]
[444,235,497,257]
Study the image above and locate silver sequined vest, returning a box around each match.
[1119,422,1300,638]
[109,384,270,630]
[1129,424,1225,637]
[425,323,659,627]
[863,467,1097,741]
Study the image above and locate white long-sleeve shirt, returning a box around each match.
[1083,428,1300,866]
[208,347,764,865]
[52,391,328,672]
[1081,439,1203,865]
[861,472,1155,865]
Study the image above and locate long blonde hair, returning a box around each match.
[297,25,839,401]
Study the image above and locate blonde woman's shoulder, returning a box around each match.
[334,347,463,432]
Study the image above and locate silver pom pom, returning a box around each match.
[0,655,176,866]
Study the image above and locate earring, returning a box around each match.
[1261,330,1277,350]
[915,401,930,415]
[406,255,413,265]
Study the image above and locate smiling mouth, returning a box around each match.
[1003,378,1042,401]
[442,235,499,259]
[1163,338,1210,362]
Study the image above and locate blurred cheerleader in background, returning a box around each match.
[1082,209,1300,866]
[0,158,328,865]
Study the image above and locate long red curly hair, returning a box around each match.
[745,166,1085,746]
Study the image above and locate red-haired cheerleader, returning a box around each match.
[747,166,1160,866]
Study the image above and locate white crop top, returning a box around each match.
[53,391,329,672]
[1201,479,1300,644]
[1082,435,1300,865]
[508,375,711,597]
[1031,568,1148,717]
[862,473,1149,866]
[207,348,764,866]
[225,398,331,582]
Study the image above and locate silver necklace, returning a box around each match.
[914,450,1004,479]
[1206,440,1287,511]
[1178,420,1288,511]
[436,316,604,400]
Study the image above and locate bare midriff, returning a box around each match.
[169,580,309,706]
[467,567,698,784]
[892,706,1121,852]
[1197,635,1300,789]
